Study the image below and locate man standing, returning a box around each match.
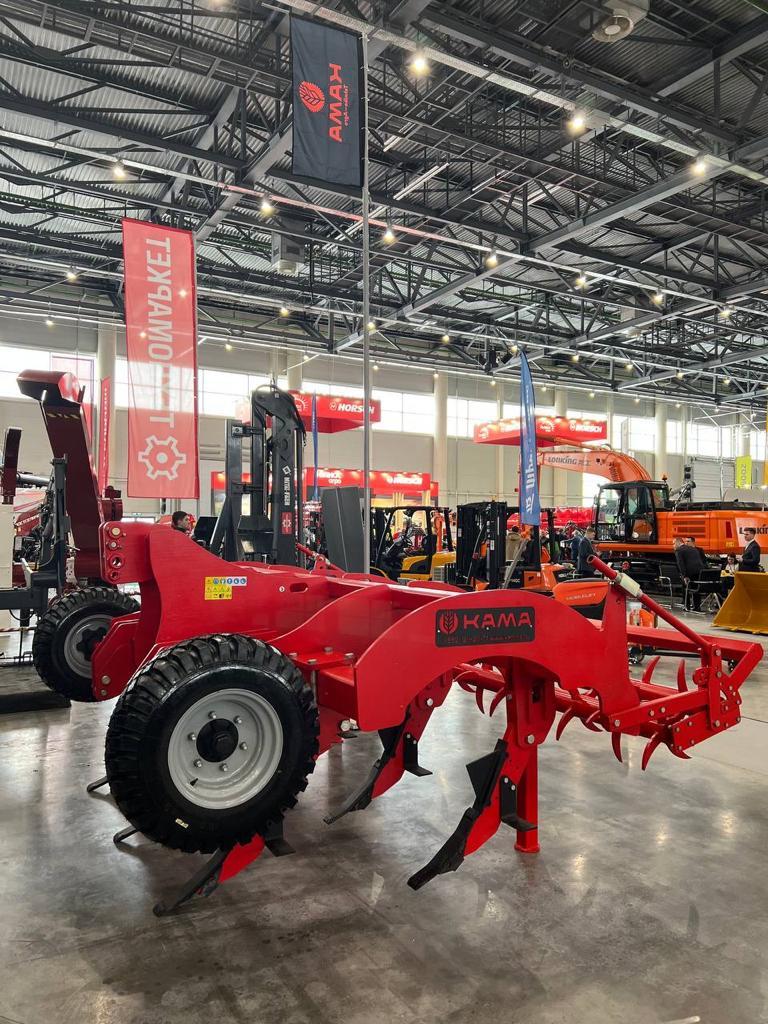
[576,527,596,575]
[674,537,706,610]
[740,527,762,572]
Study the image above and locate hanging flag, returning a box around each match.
[519,353,541,526]
[311,393,319,500]
[122,219,199,499]
[97,377,111,495]
[291,16,363,188]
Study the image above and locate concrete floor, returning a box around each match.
[0,618,766,1024]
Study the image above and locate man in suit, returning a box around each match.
[674,537,706,611]
[576,527,596,576]
[740,527,762,572]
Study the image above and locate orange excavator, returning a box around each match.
[539,446,768,560]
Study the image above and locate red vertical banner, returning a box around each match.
[122,218,199,498]
[97,376,111,494]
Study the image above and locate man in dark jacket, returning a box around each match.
[740,527,762,572]
[171,510,192,534]
[674,537,706,610]
[576,527,596,575]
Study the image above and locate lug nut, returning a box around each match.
[193,759,202,768]
[426,698,434,707]
[188,732,196,741]
[239,742,248,751]
[220,763,229,772]
[234,716,243,725]
[526,734,535,745]
[208,711,217,719]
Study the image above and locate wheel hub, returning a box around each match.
[64,614,114,676]
[196,719,238,762]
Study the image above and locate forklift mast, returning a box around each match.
[454,501,508,588]
[210,385,305,565]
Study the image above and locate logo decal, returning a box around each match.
[435,606,535,647]
[138,435,187,481]
[300,81,325,113]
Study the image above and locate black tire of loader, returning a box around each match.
[32,585,140,702]
[104,635,319,855]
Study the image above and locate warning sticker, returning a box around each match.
[204,575,248,601]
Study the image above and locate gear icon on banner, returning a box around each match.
[138,435,187,481]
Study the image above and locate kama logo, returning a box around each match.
[438,610,459,636]
[138,435,187,481]
[299,81,325,113]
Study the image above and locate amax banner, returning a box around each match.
[122,219,199,498]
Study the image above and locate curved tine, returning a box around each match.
[457,678,476,694]
[611,732,623,763]
[583,709,603,732]
[488,689,506,718]
[556,706,577,741]
[475,686,486,715]
[668,743,691,761]
[641,732,665,771]
[642,655,661,686]
[677,659,689,693]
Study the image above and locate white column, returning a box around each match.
[740,419,752,458]
[494,382,504,497]
[97,324,117,485]
[269,344,287,382]
[654,401,668,480]
[286,353,303,391]
[553,388,568,505]
[433,373,448,502]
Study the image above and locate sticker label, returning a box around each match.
[435,606,535,647]
[204,575,248,600]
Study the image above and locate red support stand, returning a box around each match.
[514,749,540,853]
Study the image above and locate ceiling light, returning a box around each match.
[410,51,429,76]
[433,371,439,380]
[719,305,732,319]
[691,158,708,176]
[511,344,518,353]
[260,198,275,216]
[374,363,380,372]
[626,362,633,371]
[485,250,499,269]
[279,306,289,317]
[489,378,496,387]
[715,405,720,412]
[441,332,450,343]
[45,316,54,327]
[567,111,587,134]
[541,385,548,392]
[574,274,588,289]
[589,391,595,398]
[225,343,233,351]
[651,291,664,305]
[571,353,580,362]
[112,159,127,179]
[303,354,311,362]
[382,224,396,244]
[723,377,730,385]
[676,370,684,379]
[66,266,78,282]
[367,320,376,331]
[675,402,681,409]
[634,397,640,404]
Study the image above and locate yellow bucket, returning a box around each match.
[714,572,768,636]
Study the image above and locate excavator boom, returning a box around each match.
[538,446,651,483]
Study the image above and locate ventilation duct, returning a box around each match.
[592,0,648,43]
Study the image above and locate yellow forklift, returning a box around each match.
[371,505,455,581]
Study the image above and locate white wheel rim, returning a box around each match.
[167,688,284,810]
[63,613,113,676]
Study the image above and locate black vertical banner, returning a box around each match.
[291,16,363,188]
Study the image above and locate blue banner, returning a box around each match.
[311,393,319,501]
[519,352,541,525]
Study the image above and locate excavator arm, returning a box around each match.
[537,446,650,483]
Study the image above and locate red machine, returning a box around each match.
[83,522,760,914]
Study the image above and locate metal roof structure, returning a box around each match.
[1,0,768,413]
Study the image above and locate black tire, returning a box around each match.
[32,585,139,702]
[104,635,319,854]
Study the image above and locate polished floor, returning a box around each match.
[0,617,766,1024]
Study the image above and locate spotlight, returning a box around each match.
[675,402,681,408]
[410,51,429,76]
[574,274,588,289]
[511,344,518,353]
[589,391,595,398]
[279,306,289,317]
[66,266,78,282]
[225,343,233,351]
[724,377,731,385]
[489,378,496,387]
[676,370,684,379]
[374,363,380,372]
[541,385,548,392]
[113,159,127,179]
[441,333,451,344]
[651,291,664,305]
[367,320,376,331]
[567,111,587,134]
[691,158,708,175]
[382,224,396,244]
[634,397,640,404]
[45,316,55,327]
[260,198,275,216]
[485,250,499,269]
[433,371,439,380]
[626,362,633,371]
[719,305,732,320]
[571,353,580,362]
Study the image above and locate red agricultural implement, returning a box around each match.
[83,521,762,915]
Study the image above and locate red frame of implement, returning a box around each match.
[94,525,761,902]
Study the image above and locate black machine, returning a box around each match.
[450,501,560,589]
[371,505,453,581]
[209,385,305,565]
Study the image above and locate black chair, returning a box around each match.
[685,568,724,613]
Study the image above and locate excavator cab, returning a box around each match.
[594,481,670,546]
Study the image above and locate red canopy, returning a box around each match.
[474,415,607,447]
[305,467,433,497]
[290,392,381,433]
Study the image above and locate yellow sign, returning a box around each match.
[735,455,753,489]
[204,575,248,601]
